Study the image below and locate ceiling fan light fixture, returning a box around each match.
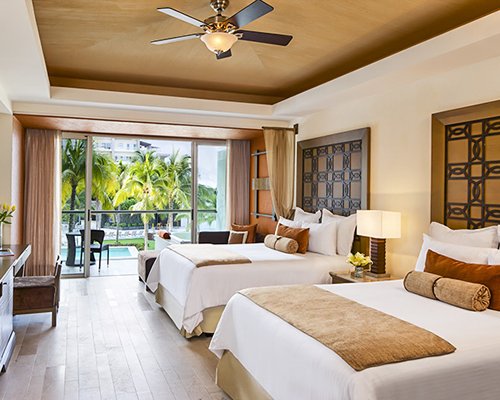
[201,32,238,54]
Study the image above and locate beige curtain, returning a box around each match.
[263,127,295,219]
[228,140,250,225]
[24,129,61,276]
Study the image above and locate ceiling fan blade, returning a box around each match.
[237,30,293,46]
[216,49,232,60]
[157,7,205,28]
[227,0,273,29]
[151,33,202,45]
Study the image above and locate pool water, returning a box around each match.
[60,246,135,260]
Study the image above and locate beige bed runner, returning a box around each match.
[168,244,251,268]
[240,285,455,371]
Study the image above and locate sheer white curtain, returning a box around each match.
[24,129,61,276]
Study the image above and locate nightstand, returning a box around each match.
[330,272,399,284]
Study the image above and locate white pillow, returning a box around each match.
[488,252,500,265]
[301,221,337,256]
[429,222,499,249]
[275,217,302,234]
[321,209,357,256]
[415,234,499,271]
[294,207,321,223]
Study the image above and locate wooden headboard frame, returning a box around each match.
[432,100,500,229]
[296,128,370,215]
[296,128,370,253]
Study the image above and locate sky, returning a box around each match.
[137,139,225,188]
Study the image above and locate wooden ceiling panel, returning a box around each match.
[32,0,500,104]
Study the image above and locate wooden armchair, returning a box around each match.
[13,257,62,327]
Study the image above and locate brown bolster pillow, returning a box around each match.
[404,271,441,299]
[264,234,299,254]
[434,278,491,312]
[424,250,500,311]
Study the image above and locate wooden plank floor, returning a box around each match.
[0,276,230,400]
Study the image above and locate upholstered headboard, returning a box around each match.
[296,128,370,215]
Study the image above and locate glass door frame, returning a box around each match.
[61,132,93,278]
[62,133,228,277]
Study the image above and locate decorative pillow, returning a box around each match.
[231,223,257,243]
[293,207,321,223]
[404,271,441,299]
[414,234,498,272]
[488,252,500,265]
[321,209,357,256]
[276,224,310,254]
[434,277,491,312]
[429,222,499,249]
[264,234,299,254]
[301,221,337,256]
[228,230,248,244]
[404,271,491,311]
[275,217,302,234]
[424,250,500,311]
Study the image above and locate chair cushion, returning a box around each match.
[14,277,56,311]
[14,276,55,289]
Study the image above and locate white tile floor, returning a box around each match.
[62,259,138,277]
[2,276,228,400]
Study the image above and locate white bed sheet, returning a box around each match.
[146,243,349,333]
[209,280,500,400]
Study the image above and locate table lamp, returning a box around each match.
[356,210,401,277]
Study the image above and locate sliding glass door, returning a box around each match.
[60,134,227,277]
[194,143,227,237]
[60,134,91,277]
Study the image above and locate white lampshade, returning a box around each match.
[201,32,238,54]
[356,210,401,239]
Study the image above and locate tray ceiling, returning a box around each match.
[32,0,499,104]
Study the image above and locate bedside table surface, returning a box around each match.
[330,272,400,283]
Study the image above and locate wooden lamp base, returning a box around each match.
[365,237,390,278]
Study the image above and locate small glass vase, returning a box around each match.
[354,265,364,278]
[0,222,3,250]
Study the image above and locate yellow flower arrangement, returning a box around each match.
[346,252,372,268]
[0,204,16,224]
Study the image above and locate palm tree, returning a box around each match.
[197,184,217,226]
[164,150,191,231]
[62,140,86,232]
[113,150,168,249]
[91,152,119,229]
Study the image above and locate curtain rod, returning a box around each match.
[262,125,299,135]
[262,126,294,131]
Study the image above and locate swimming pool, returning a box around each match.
[60,246,138,261]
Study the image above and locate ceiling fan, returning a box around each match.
[151,0,293,60]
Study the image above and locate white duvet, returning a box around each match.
[146,243,349,333]
[210,280,500,400]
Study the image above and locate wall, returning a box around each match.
[10,117,24,244]
[0,113,13,244]
[297,55,500,277]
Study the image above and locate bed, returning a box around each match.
[146,243,350,337]
[209,280,500,400]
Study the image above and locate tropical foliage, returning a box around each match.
[61,140,220,250]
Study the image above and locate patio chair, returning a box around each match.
[80,229,110,271]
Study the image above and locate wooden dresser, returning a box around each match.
[0,244,31,372]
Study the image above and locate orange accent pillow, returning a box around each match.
[276,224,310,254]
[424,250,500,311]
[231,224,258,243]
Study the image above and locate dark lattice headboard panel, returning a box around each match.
[444,116,500,228]
[296,128,370,216]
